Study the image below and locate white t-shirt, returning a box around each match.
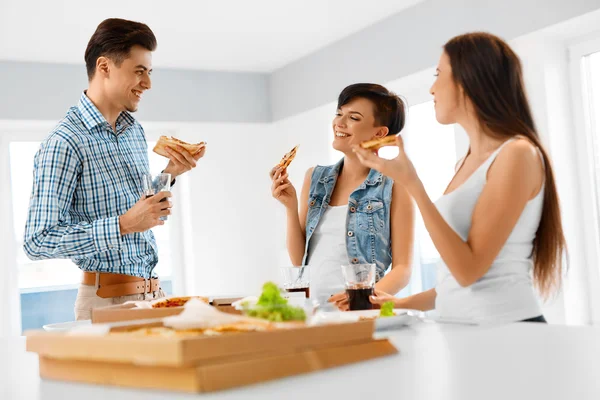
[306,205,349,304]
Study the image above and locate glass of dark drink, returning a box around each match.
[341,264,376,311]
[142,173,171,221]
[280,266,310,299]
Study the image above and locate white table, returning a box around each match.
[3,322,600,400]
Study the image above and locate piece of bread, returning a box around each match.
[359,135,399,150]
[278,145,299,169]
[153,136,206,158]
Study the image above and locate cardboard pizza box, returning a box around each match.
[26,319,398,393]
[92,296,243,323]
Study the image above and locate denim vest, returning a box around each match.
[302,159,394,280]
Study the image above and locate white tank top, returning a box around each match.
[307,205,349,304]
[435,138,544,323]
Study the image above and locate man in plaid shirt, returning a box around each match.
[23,18,205,320]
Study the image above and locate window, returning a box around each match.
[577,48,600,282]
[10,142,81,289]
[396,100,456,296]
[583,51,600,234]
[9,136,178,330]
[565,36,600,325]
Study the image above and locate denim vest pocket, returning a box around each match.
[356,199,385,233]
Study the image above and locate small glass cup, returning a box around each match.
[280,266,310,299]
[142,172,171,221]
[341,263,376,310]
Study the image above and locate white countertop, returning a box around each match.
[3,321,600,400]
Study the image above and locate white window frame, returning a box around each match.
[0,120,188,295]
[568,33,600,325]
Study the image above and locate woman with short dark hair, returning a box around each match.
[270,83,415,308]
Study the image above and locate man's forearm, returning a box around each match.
[24,217,122,260]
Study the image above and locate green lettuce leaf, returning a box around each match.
[379,301,395,317]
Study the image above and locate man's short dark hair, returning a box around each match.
[337,83,406,135]
[84,18,157,80]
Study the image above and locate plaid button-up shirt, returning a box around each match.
[24,92,158,278]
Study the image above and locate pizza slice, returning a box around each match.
[278,145,299,169]
[153,136,206,158]
[359,135,399,150]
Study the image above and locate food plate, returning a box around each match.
[312,309,423,330]
[43,320,92,332]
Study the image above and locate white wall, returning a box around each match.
[141,122,284,297]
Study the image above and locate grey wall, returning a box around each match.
[0,62,86,121]
[2,0,600,123]
[0,61,270,123]
[269,0,600,121]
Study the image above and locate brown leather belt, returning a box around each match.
[82,272,161,299]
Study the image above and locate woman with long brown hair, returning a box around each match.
[354,32,566,323]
